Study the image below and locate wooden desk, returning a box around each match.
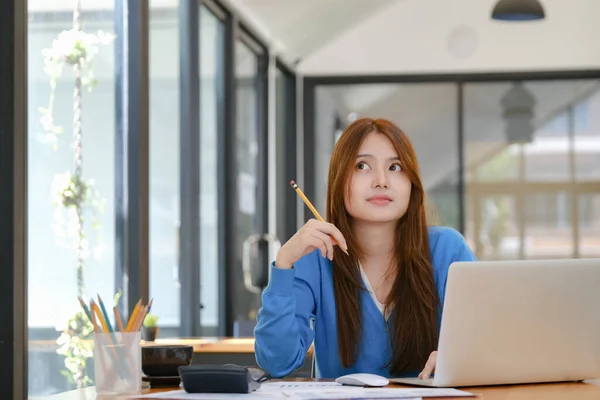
[34,378,600,400]
[29,337,257,354]
[141,337,256,353]
[142,337,314,355]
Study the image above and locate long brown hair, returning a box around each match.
[326,117,439,375]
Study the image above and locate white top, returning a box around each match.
[359,263,391,320]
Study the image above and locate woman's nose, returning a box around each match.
[372,167,388,188]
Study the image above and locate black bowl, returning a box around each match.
[141,345,193,377]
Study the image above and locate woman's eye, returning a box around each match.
[356,162,370,170]
[390,163,402,172]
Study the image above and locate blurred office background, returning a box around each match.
[3,0,599,396]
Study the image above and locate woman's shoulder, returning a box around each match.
[427,225,477,271]
[427,225,467,247]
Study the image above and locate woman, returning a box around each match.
[254,117,476,380]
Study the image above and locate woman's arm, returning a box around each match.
[254,219,346,377]
[254,251,321,378]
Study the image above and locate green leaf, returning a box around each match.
[143,313,160,327]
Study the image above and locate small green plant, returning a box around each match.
[143,313,160,328]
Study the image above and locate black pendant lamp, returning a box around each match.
[491,0,545,21]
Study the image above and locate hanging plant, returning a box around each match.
[53,172,88,208]
[39,28,115,147]
[55,310,94,388]
[38,1,116,389]
[50,171,106,258]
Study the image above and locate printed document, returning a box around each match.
[137,381,474,399]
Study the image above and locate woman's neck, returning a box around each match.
[352,220,396,272]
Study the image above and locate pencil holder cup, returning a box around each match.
[93,331,142,394]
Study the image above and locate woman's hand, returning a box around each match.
[418,351,437,379]
[275,219,348,270]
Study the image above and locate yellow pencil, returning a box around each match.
[125,299,142,332]
[90,301,100,333]
[90,301,110,333]
[290,180,349,256]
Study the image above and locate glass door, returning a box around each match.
[232,34,274,336]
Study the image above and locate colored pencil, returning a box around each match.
[146,298,153,314]
[97,295,116,333]
[89,301,100,333]
[113,306,125,332]
[91,300,110,333]
[91,301,127,378]
[97,295,131,373]
[125,299,143,332]
[78,296,93,322]
[133,305,148,332]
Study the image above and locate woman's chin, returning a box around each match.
[353,213,404,224]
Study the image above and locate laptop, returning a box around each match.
[391,258,600,388]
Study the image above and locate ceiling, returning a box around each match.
[226,0,398,65]
[227,0,600,75]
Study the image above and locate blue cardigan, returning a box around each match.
[254,226,477,378]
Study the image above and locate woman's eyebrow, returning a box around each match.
[357,153,400,161]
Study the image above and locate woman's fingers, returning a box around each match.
[418,351,437,380]
[309,220,348,252]
[306,235,328,259]
[275,219,346,269]
[310,230,335,260]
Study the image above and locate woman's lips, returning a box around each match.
[367,195,392,205]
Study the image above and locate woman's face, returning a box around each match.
[344,131,412,224]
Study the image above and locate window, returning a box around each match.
[233,38,261,333]
[524,191,574,258]
[275,65,297,244]
[149,0,180,332]
[524,110,570,182]
[525,193,571,228]
[464,80,600,260]
[199,4,224,333]
[314,83,461,229]
[28,1,116,395]
[579,194,600,257]
[578,194,595,228]
[575,90,600,180]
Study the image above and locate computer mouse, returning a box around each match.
[335,373,390,387]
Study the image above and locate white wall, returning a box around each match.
[298,0,600,75]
